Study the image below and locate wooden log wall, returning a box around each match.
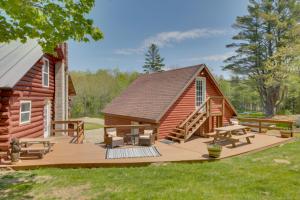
[0,54,57,151]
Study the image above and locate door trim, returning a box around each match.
[195,77,206,109]
[43,101,51,138]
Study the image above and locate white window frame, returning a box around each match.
[42,58,49,87]
[19,100,31,125]
[195,77,206,109]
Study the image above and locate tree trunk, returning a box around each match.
[264,99,276,117]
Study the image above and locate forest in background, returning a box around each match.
[70,69,138,117]
[70,69,300,118]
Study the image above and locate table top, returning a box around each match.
[215,125,248,132]
[19,138,52,143]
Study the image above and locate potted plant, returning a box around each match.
[207,143,222,158]
[10,138,21,164]
[280,130,292,138]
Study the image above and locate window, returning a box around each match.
[20,101,31,124]
[42,58,49,87]
[195,77,206,108]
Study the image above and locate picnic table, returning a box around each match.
[212,125,255,147]
[19,138,54,158]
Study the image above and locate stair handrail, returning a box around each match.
[186,112,205,131]
[178,97,211,128]
[184,98,211,139]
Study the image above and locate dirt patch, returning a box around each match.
[273,159,291,165]
[31,183,93,200]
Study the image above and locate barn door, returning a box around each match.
[43,102,51,138]
[195,77,206,111]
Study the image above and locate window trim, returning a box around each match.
[19,100,32,125]
[195,77,206,109]
[42,58,49,88]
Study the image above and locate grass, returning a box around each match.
[84,122,103,130]
[1,140,300,200]
[238,112,266,118]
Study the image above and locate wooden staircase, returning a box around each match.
[166,96,224,143]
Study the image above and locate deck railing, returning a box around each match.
[51,120,85,144]
[237,118,294,136]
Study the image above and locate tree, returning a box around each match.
[143,44,165,73]
[0,0,103,52]
[224,0,300,117]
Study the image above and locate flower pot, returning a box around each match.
[207,144,222,158]
[11,152,20,163]
[280,130,292,138]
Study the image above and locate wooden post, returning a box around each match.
[221,98,225,127]
[77,121,80,144]
[290,123,294,137]
[259,121,262,133]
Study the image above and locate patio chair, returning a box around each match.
[106,128,124,148]
[139,129,155,146]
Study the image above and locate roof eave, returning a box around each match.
[102,112,159,124]
[156,64,205,121]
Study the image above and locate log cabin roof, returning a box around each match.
[103,64,237,122]
[0,39,43,88]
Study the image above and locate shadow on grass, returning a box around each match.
[0,172,37,200]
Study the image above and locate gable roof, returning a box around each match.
[103,65,204,122]
[0,39,44,88]
[103,64,237,122]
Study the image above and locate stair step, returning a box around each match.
[166,135,184,142]
[170,131,184,137]
[174,128,185,132]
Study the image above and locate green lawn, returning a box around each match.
[1,140,300,200]
[84,122,103,130]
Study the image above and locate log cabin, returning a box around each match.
[103,64,237,143]
[0,40,76,151]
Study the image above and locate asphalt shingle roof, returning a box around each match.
[103,65,204,121]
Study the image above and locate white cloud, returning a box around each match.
[115,28,227,55]
[182,52,235,62]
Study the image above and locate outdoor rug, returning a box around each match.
[106,146,161,159]
[160,139,175,144]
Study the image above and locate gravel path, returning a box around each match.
[84,128,104,144]
[71,117,105,144]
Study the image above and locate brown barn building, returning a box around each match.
[103,64,237,142]
[0,40,75,150]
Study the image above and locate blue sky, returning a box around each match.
[69,0,249,77]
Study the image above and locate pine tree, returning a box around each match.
[143,44,165,73]
[224,0,300,117]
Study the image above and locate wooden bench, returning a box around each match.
[19,138,55,159]
[21,146,49,158]
[229,133,255,147]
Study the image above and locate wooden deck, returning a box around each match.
[2,133,293,170]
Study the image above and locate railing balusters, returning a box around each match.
[51,120,85,144]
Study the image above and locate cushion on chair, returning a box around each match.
[112,136,123,141]
[107,128,117,137]
[144,129,153,136]
[139,135,151,139]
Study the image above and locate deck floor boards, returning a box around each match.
[2,133,292,169]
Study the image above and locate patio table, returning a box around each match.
[125,133,139,145]
[212,125,255,147]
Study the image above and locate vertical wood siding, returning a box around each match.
[0,55,56,150]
